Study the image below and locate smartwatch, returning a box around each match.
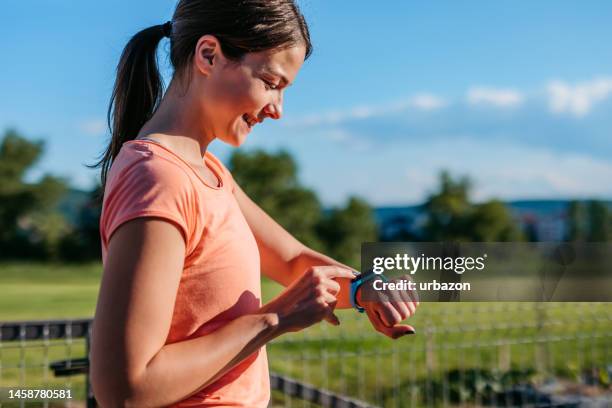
[350,270,388,313]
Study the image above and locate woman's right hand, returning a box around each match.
[260,266,355,333]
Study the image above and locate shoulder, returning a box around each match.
[107,141,195,195]
[101,142,199,253]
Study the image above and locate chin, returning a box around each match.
[220,132,247,147]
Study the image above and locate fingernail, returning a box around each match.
[403,330,415,336]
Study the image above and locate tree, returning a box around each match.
[422,170,523,242]
[229,149,324,250]
[317,197,378,267]
[468,200,523,242]
[566,201,587,241]
[228,149,378,267]
[0,129,68,259]
[59,184,103,261]
[566,200,610,242]
[586,200,609,242]
[423,171,473,241]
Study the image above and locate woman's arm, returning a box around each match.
[90,217,350,407]
[232,181,355,307]
[233,181,420,337]
[90,218,283,407]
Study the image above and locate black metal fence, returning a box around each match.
[1,303,612,407]
[0,318,374,408]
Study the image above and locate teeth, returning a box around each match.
[243,114,254,127]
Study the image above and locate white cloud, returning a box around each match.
[410,93,447,110]
[283,94,446,127]
[466,87,524,108]
[409,138,612,202]
[78,119,106,136]
[285,102,408,127]
[303,136,612,206]
[547,77,612,117]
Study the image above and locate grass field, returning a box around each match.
[1,262,611,407]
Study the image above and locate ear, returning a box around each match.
[194,35,224,76]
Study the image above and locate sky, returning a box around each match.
[1,1,611,206]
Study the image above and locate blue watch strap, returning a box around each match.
[350,271,388,313]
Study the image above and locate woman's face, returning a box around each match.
[196,40,306,146]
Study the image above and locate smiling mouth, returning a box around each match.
[242,114,258,129]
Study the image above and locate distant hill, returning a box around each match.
[373,200,612,222]
[374,199,612,241]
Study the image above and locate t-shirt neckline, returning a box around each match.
[126,138,224,190]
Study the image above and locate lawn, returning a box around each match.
[1,262,610,407]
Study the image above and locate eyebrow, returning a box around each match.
[263,67,292,87]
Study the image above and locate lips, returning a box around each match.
[242,114,258,128]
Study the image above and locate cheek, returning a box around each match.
[234,84,265,111]
[222,75,266,111]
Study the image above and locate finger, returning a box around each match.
[405,288,419,311]
[319,290,338,305]
[314,293,339,326]
[377,323,416,339]
[322,279,341,296]
[366,307,415,339]
[324,312,340,326]
[397,289,416,317]
[321,296,340,326]
[408,286,420,306]
[399,274,419,307]
[324,266,357,280]
[388,289,412,320]
[392,285,415,315]
[374,301,403,327]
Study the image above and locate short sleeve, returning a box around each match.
[101,153,196,250]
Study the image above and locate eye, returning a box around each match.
[262,78,279,90]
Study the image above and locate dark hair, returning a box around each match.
[92,0,312,189]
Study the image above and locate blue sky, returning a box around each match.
[1,1,611,206]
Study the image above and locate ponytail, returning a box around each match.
[92,23,168,190]
[92,0,313,193]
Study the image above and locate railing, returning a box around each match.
[0,319,94,407]
[1,303,611,407]
[0,319,373,407]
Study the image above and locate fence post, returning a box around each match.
[86,323,96,408]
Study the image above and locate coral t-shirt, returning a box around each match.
[99,139,270,407]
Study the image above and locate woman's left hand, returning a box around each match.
[357,275,419,339]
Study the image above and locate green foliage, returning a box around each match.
[59,184,103,261]
[586,200,609,241]
[0,129,68,259]
[423,170,523,242]
[469,200,524,241]
[567,201,587,241]
[423,171,473,241]
[229,149,299,197]
[0,129,44,185]
[229,149,325,250]
[409,368,537,405]
[317,197,378,267]
[566,200,610,242]
[228,150,377,265]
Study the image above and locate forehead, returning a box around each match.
[242,46,306,83]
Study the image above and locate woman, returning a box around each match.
[90,1,418,406]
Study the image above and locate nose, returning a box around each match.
[263,95,283,120]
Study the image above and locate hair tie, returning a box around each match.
[162,21,172,38]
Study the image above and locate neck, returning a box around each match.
[137,77,215,164]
